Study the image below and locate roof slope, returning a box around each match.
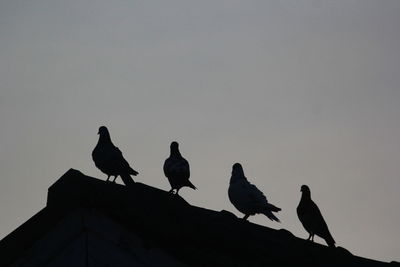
[0,169,397,266]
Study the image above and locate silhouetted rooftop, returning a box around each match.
[0,169,398,266]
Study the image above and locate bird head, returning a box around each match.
[231,163,245,181]
[300,185,311,197]
[98,126,108,135]
[171,141,179,149]
[170,141,181,155]
[97,126,112,142]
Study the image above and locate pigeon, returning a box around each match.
[163,141,196,195]
[297,185,335,247]
[92,126,138,186]
[228,163,281,222]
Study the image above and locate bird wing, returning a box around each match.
[247,182,268,205]
[114,146,135,170]
[93,143,134,174]
[104,144,125,163]
[229,179,268,213]
[298,199,330,235]
[309,201,332,236]
[164,156,190,179]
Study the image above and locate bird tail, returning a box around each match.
[267,203,281,212]
[263,210,281,222]
[120,173,135,186]
[130,167,139,176]
[187,180,197,190]
[263,203,281,222]
[325,233,336,248]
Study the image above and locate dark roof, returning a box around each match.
[0,169,397,266]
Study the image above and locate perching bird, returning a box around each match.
[92,126,138,186]
[297,185,335,247]
[163,141,196,195]
[228,163,281,222]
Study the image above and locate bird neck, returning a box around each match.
[301,191,311,202]
[230,174,245,184]
[170,147,182,157]
[98,133,112,144]
[232,168,245,178]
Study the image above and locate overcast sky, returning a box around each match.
[1,0,399,262]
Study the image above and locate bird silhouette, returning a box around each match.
[163,141,196,195]
[228,163,281,222]
[297,185,335,247]
[92,126,138,186]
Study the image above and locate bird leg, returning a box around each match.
[307,233,315,242]
[242,214,250,221]
[307,233,312,241]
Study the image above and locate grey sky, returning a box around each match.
[1,0,399,262]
